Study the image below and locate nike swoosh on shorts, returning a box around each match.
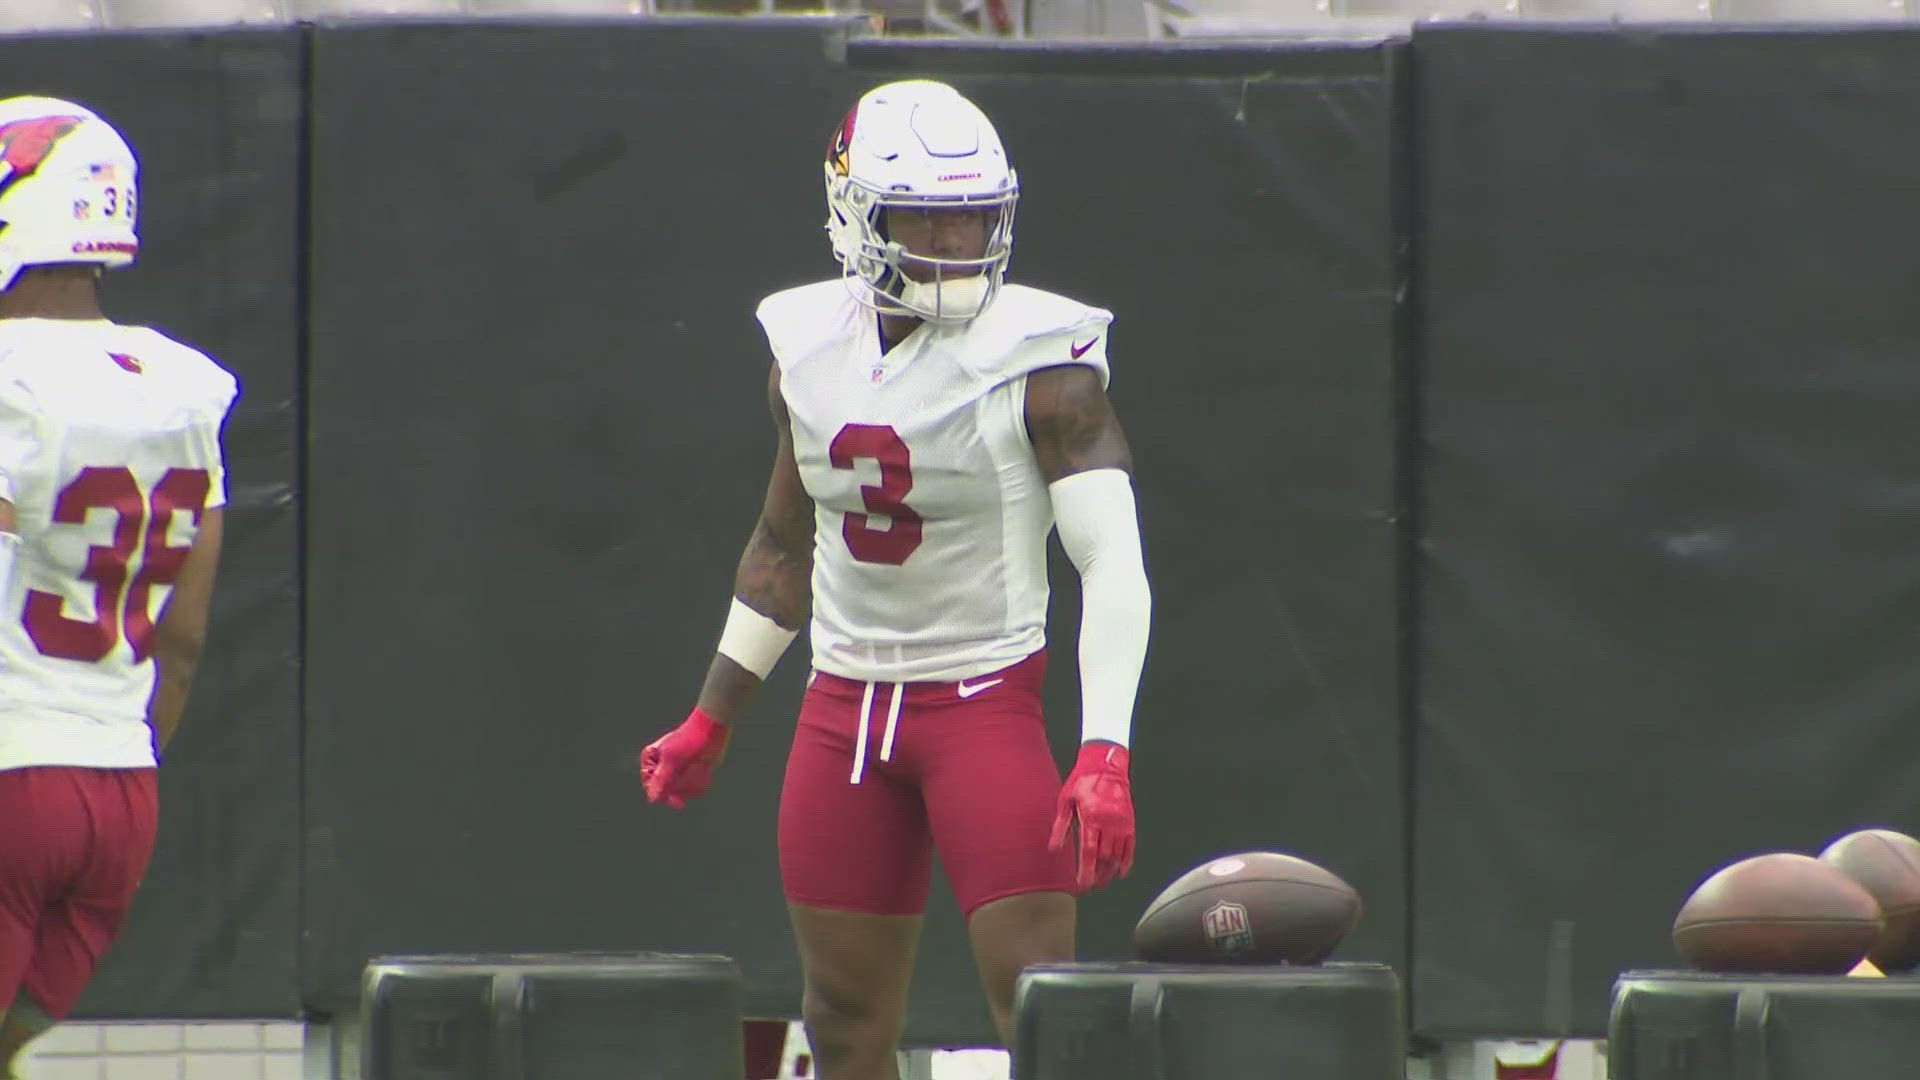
[957,678,1004,699]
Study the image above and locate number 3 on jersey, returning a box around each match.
[830,423,923,566]
[23,466,210,663]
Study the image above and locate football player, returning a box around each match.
[642,80,1151,1077]
[0,96,237,1077]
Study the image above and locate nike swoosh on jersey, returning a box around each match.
[957,678,1004,699]
[1070,338,1098,359]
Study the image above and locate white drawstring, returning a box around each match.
[879,684,903,764]
[850,682,875,784]
[849,681,904,785]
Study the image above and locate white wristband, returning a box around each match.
[717,597,798,681]
[1048,468,1151,748]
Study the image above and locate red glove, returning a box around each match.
[1049,741,1136,890]
[640,707,731,809]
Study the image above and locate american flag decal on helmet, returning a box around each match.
[0,115,85,200]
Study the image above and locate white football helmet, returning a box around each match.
[0,96,140,293]
[824,80,1017,324]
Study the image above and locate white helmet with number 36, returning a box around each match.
[824,80,1018,324]
[0,95,140,293]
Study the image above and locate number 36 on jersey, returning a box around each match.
[22,465,211,664]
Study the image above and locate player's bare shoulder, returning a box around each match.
[956,284,1115,389]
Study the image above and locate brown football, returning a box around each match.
[1133,851,1361,964]
[1672,852,1882,975]
[1819,829,1920,973]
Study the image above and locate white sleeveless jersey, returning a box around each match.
[0,318,237,770]
[757,281,1113,684]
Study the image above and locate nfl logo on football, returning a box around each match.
[1202,900,1254,957]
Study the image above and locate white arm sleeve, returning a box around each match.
[1049,468,1151,748]
[0,530,16,602]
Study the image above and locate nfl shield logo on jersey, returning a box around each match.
[1202,900,1254,957]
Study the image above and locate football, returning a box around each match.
[1133,851,1361,964]
[1671,852,1882,975]
[1818,829,1920,973]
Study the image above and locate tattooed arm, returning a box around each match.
[1025,363,1133,482]
[692,362,816,727]
[1025,357,1150,887]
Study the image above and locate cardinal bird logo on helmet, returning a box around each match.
[827,105,857,178]
[0,115,85,200]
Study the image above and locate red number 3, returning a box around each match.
[23,466,211,663]
[830,424,922,566]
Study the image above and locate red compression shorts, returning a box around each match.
[777,649,1080,919]
[0,766,159,1019]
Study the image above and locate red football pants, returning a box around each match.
[777,649,1079,919]
[0,767,158,1019]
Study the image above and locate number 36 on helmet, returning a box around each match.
[0,95,140,293]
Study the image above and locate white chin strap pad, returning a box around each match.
[897,274,989,320]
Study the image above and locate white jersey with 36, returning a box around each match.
[0,318,236,770]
